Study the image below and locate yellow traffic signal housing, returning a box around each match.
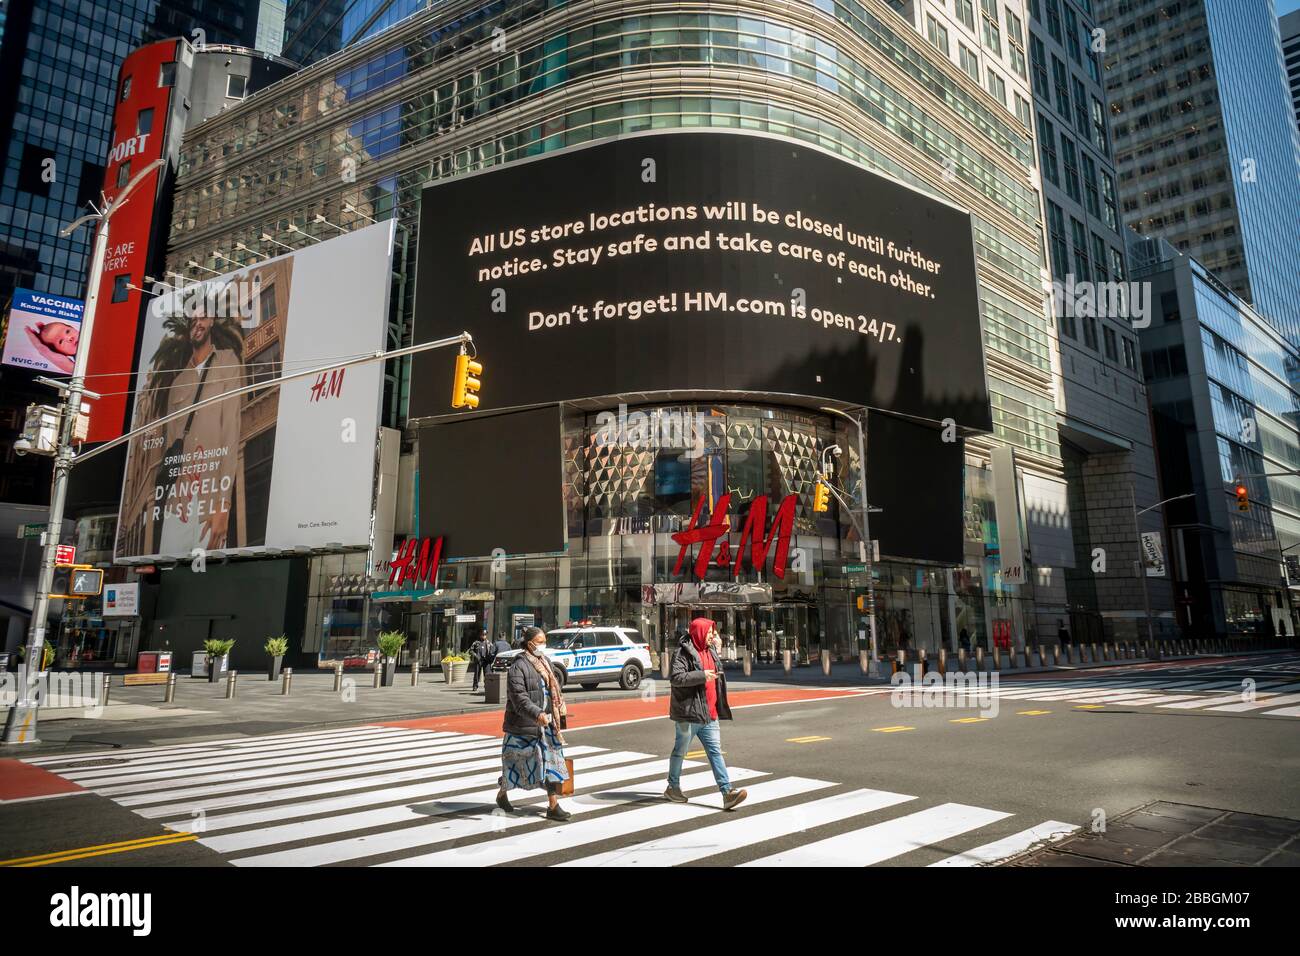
[451,352,483,409]
[1235,480,1250,512]
[812,475,830,513]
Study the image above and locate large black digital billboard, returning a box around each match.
[411,131,991,430]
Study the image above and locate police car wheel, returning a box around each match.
[619,664,642,690]
[581,683,599,691]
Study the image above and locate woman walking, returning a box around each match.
[495,626,573,821]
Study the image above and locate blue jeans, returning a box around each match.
[667,719,731,793]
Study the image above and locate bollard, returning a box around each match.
[743,647,753,677]
[373,664,382,689]
[225,670,238,700]
[937,647,947,676]
[820,648,831,676]
[282,667,293,696]
[1090,643,1100,664]
[164,671,177,703]
[918,648,928,675]
[782,649,792,676]
[411,661,420,687]
[101,673,112,707]
[661,649,671,679]
[975,646,986,672]
[859,648,869,675]
[957,647,968,672]
[1036,644,1046,668]
[1053,644,1062,666]
[333,663,344,692]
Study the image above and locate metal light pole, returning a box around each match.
[2,160,163,746]
[821,407,879,664]
[1131,483,1195,645]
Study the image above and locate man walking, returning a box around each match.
[469,633,490,691]
[664,617,747,810]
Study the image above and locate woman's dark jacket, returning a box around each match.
[503,653,549,737]
[669,635,733,723]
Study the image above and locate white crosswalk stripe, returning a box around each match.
[25,726,1088,867]
[979,676,1300,717]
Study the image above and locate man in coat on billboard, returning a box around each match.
[663,617,748,810]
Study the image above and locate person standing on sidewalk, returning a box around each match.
[469,634,490,692]
[664,618,748,810]
[496,627,572,822]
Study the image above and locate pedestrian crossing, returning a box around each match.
[25,726,1079,867]
[960,677,1300,717]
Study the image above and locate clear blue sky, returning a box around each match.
[1279,0,1300,15]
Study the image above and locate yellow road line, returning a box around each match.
[786,735,831,743]
[1017,710,1052,716]
[950,717,990,724]
[1074,704,1104,709]
[0,831,197,867]
[872,725,915,733]
[684,750,725,759]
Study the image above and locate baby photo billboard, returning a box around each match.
[1,288,85,374]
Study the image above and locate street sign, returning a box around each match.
[18,523,43,540]
[842,563,867,573]
[55,544,75,564]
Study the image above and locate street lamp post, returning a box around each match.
[2,160,163,746]
[820,407,879,665]
[1131,484,1195,645]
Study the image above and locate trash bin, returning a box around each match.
[484,670,506,704]
[137,652,160,673]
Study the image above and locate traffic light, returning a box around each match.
[812,474,830,513]
[50,565,102,599]
[1235,479,1250,512]
[451,351,483,409]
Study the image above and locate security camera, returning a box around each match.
[13,437,32,456]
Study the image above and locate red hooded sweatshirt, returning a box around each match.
[689,618,718,720]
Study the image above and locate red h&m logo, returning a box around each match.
[309,368,345,403]
[671,494,797,579]
[388,535,443,589]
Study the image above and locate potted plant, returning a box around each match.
[441,654,469,685]
[204,639,234,683]
[376,631,406,686]
[264,635,289,681]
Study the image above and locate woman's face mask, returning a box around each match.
[529,642,545,657]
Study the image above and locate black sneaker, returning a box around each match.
[722,788,748,811]
[546,804,572,822]
[495,790,514,813]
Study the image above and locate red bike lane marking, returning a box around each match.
[376,687,868,737]
[0,760,85,803]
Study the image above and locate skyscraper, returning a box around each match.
[1097,0,1300,342]
[1282,9,1300,134]
[283,0,425,66]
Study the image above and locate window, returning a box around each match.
[1072,77,1089,134]
[1122,337,1138,371]
[1015,93,1031,128]
[958,0,976,32]
[1031,36,1048,97]
[926,14,949,56]
[1102,172,1118,229]
[1091,97,1109,155]
[1052,55,1070,117]
[1109,247,1124,281]
[987,69,1007,106]
[1061,137,1081,202]
[1104,326,1119,361]
[1045,0,1064,43]
[259,285,278,322]
[960,44,980,81]
[116,160,131,188]
[137,108,154,136]
[226,74,248,99]
[1047,201,1069,280]
[112,275,130,303]
[1064,7,1081,62]
[18,144,55,196]
[981,0,1002,56]
[1092,234,1109,281]
[1037,114,1059,185]
[120,76,132,102]
[249,342,282,386]
[1071,217,1091,281]
[1083,316,1099,350]
[159,62,176,87]
[1082,154,1101,218]
[1006,10,1027,79]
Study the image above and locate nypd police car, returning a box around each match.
[491,625,651,690]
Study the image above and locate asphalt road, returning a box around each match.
[2,653,1296,868]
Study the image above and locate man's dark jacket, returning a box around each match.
[669,629,733,723]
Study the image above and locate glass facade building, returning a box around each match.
[156,0,1085,664]
[1098,0,1300,343]
[1131,234,1300,638]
